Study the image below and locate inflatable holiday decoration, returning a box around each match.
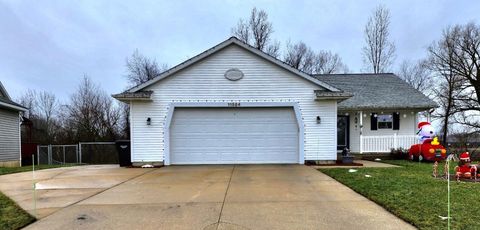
[454,152,478,180]
[417,121,435,143]
[408,122,447,161]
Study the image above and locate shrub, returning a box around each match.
[390,147,408,160]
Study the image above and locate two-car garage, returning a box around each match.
[169,107,299,165]
[115,38,343,165]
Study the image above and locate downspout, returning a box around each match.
[19,114,22,167]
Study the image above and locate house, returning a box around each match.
[0,81,27,167]
[113,37,436,165]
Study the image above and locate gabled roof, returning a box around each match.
[313,73,437,110]
[0,81,27,112]
[126,37,340,93]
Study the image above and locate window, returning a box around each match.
[377,114,393,129]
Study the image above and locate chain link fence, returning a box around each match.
[37,142,119,165]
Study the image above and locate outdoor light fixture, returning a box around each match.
[316,116,321,124]
[146,117,151,125]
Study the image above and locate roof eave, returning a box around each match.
[112,91,153,102]
[0,100,27,112]
[338,104,438,111]
[314,90,353,102]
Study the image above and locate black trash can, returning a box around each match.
[115,140,132,167]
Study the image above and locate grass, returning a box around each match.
[0,164,79,176]
[319,160,480,230]
[0,164,79,230]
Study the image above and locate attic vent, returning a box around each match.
[224,68,244,81]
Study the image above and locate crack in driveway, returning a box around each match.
[215,165,235,229]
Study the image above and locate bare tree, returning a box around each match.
[65,76,121,142]
[231,7,274,51]
[429,23,480,134]
[313,51,349,74]
[17,89,37,118]
[284,41,348,74]
[37,91,58,142]
[362,5,396,73]
[428,27,464,143]
[125,49,168,87]
[284,41,315,73]
[397,59,432,94]
[232,18,250,44]
[265,40,281,58]
[18,90,60,143]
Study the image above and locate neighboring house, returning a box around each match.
[0,81,27,167]
[113,37,436,165]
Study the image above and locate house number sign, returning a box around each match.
[227,102,241,107]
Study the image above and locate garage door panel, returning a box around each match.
[172,136,298,146]
[170,107,299,164]
[172,122,297,132]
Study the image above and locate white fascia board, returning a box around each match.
[0,101,27,112]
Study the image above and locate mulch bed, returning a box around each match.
[305,160,363,167]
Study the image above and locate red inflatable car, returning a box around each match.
[408,137,447,161]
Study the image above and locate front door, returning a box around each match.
[337,116,350,150]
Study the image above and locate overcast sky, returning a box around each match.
[1,0,478,103]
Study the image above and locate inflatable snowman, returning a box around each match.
[417,121,435,143]
[408,121,447,161]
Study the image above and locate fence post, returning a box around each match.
[63,146,66,165]
[79,143,82,164]
[36,145,40,165]
[48,145,52,165]
[76,145,79,164]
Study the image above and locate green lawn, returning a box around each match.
[0,164,79,230]
[319,160,480,230]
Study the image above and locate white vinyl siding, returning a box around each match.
[130,44,337,163]
[0,109,20,162]
[170,107,298,164]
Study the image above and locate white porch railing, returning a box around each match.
[360,134,420,153]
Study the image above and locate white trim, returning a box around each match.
[0,101,27,112]
[163,101,305,165]
[129,101,134,161]
[0,81,11,100]
[18,113,22,166]
[128,37,340,93]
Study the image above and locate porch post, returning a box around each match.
[359,111,363,154]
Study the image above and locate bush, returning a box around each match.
[390,147,408,160]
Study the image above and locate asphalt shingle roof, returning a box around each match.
[313,73,437,110]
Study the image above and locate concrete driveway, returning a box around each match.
[0,165,415,230]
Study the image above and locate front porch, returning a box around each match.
[337,110,428,154]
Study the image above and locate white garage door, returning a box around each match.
[170,107,299,164]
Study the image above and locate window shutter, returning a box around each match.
[371,113,377,130]
[393,112,400,130]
